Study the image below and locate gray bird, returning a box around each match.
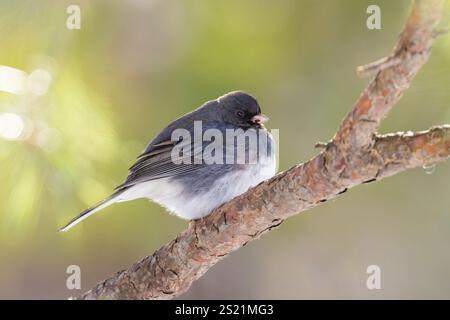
[60,91,276,232]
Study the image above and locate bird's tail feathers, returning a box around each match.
[59,192,122,232]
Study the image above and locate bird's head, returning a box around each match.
[217,91,269,129]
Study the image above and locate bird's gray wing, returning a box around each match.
[117,99,223,189]
[116,139,208,190]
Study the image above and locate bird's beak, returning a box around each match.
[251,114,269,125]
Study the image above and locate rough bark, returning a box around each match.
[79,0,446,300]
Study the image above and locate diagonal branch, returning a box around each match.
[78,0,445,300]
[335,0,443,149]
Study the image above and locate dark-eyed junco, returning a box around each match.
[60,91,276,232]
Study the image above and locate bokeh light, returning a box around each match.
[27,69,52,96]
[0,66,27,95]
[0,112,25,140]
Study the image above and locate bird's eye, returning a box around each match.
[235,110,245,118]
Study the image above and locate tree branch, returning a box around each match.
[79,0,445,300]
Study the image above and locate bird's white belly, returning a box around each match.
[118,154,276,220]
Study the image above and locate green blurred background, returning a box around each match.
[0,0,450,299]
